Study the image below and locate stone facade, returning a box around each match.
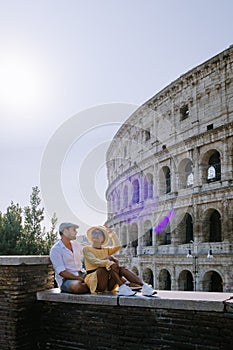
[105,45,233,293]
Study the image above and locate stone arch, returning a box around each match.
[201,149,222,184]
[132,179,140,204]
[123,185,128,208]
[158,269,171,290]
[178,270,193,291]
[143,219,153,246]
[157,221,171,245]
[143,173,154,200]
[142,268,154,287]
[202,208,222,242]
[159,166,171,194]
[116,189,120,211]
[178,212,194,244]
[129,223,138,256]
[178,158,193,189]
[131,266,139,275]
[202,270,223,292]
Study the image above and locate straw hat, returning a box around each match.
[86,225,109,246]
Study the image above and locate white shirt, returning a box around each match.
[50,239,83,287]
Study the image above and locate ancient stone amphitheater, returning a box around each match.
[105,45,233,292]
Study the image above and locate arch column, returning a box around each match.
[193,146,202,189]
[193,204,202,242]
[221,199,229,241]
[171,158,178,193]
[221,139,230,183]
[137,220,144,254]
[172,265,178,290]
[153,263,158,290]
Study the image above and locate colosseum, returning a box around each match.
[105,45,233,292]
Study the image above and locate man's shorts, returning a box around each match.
[60,271,86,293]
[60,279,73,293]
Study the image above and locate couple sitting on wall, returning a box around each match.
[50,222,156,297]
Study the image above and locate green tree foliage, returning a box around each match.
[0,202,23,254]
[0,186,58,255]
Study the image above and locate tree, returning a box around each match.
[16,186,58,255]
[0,186,58,255]
[0,202,23,255]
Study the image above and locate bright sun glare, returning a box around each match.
[0,56,42,111]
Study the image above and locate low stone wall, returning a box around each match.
[1,256,233,350]
[37,289,233,350]
[0,256,54,350]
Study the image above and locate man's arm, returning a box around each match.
[59,270,84,282]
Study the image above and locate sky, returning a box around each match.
[0,0,232,233]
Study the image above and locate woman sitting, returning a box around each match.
[83,225,156,296]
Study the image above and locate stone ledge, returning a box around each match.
[37,288,233,312]
[0,255,50,265]
[37,288,118,306]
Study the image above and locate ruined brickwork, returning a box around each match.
[105,45,233,292]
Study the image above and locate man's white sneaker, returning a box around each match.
[141,284,157,296]
[118,284,136,296]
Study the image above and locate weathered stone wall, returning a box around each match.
[37,289,233,350]
[0,257,233,350]
[0,256,54,350]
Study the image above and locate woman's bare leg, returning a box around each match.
[96,267,110,292]
[69,281,90,294]
[119,267,143,286]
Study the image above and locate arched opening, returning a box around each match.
[159,166,171,194]
[210,210,222,242]
[202,209,222,242]
[147,173,154,199]
[132,179,140,204]
[123,185,128,208]
[185,213,193,243]
[143,220,153,246]
[157,222,171,245]
[116,190,120,211]
[178,158,193,189]
[203,271,223,292]
[142,268,154,287]
[207,151,221,182]
[159,269,171,290]
[178,270,193,291]
[131,266,139,275]
[165,167,171,193]
[143,176,148,201]
[129,223,138,256]
[178,213,193,244]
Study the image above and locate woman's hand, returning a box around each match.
[105,255,119,264]
[110,262,119,272]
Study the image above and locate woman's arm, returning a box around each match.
[83,248,114,271]
[104,227,122,255]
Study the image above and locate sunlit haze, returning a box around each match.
[0,0,232,232]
